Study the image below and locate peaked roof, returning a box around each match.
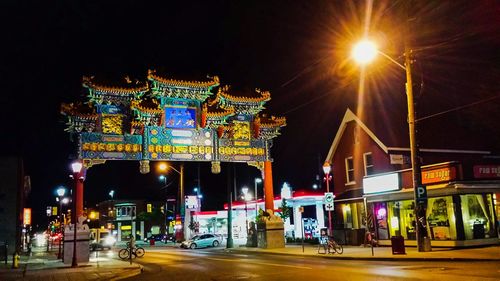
[325,108,388,162]
[325,108,491,164]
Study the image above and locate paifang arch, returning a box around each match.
[61,70,286,222]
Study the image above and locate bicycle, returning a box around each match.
[327,237,343,254]
[118,242,145,260]
[317,236,343,254]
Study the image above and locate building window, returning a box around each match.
[345,157,355,183]
[460,194,496,239]
[147,203,152,213]
[363,152,374,176]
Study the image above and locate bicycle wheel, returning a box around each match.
[135,247,145,258]
[334,243,343,254]
[118,249,130,260]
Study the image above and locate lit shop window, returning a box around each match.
[460,194,496,239]
[426,196,457,240]
[387,200,416,240]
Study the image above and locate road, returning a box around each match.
[122,247,500,281]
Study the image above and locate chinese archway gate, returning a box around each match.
[61,70,286,245]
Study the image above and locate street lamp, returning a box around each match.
[55,187,66,260]
[70,161,83,267]
[158,162,185,240]
[254,178,262,218]
[109,190,115,200]
[352,39,430,252]
[322,162,333,236]
[241,187,252,237]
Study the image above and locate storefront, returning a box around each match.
[364,162,500,247]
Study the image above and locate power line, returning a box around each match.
[417,94,500,122]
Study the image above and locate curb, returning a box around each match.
[110,264,144,281]
[224,248,500,262]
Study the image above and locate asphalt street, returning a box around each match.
[122,247,500,281]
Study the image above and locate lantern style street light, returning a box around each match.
[322,162,333,236]
[70,161,83,267]
[352,38,430,252]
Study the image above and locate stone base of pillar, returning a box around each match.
[257,218,285,249]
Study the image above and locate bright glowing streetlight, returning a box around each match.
[352,40,378,64]
[352,38,430,252]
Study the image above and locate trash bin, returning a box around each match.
[390,236,405,255]
[150,239,155,246]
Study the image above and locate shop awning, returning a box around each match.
[364,181,500,203]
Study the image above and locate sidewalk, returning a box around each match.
[227,243,500,261]
[0,248,142,281]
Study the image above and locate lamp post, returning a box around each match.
[70,161,83,267]
[56,187,66,260]
[352,39,430,252]
[158,162,184,240]
[254,178,262,218]
[241,187,251,236]
[322,162,333,236]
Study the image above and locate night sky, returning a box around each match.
[1,1,499,227]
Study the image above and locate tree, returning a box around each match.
[277,198,292,222]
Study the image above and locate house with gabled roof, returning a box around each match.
[324,108,499,247]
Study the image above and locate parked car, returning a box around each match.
[144,234,169,243]
[180,234,222,249]
[89,229,116,250]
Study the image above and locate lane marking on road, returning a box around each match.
[206,257,313,270]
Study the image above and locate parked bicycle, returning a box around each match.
[318,236,343,254]
[327,237,343,254]
[118,242,145,260]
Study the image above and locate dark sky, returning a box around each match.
[1,1,499,227]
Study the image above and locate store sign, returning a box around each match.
[23,208,31,225]
[421,166,456,185]
[473,165,500,179]
[363,173,399,194]
[185,195,199,210]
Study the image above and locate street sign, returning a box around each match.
[416,185,427,204]
[324,192,334,203]
[325,202,334,211]
[324,192,335,211]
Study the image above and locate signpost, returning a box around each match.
[324,192,334,211]
[298,207,304,253]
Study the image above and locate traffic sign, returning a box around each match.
[324,192,334,203]
[325,202,334,211]
[416,186,427,204]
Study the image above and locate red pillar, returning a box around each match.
[264,161,274,212]
[76,179,84,217]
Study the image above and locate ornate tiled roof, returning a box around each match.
[147,69,219,88]
[204,98,235,118]
[82,76,149,94]
[259,114,286,128]
[131,98,163,115]
[60,102,98,119]
[217,86,271,103]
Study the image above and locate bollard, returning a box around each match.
[12,252,20,269]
